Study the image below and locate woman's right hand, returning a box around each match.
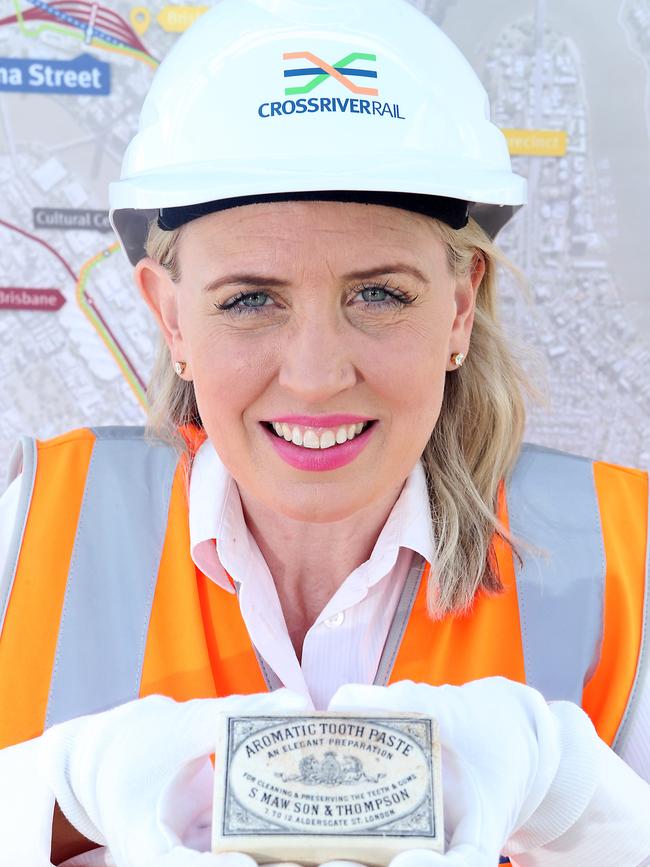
[328,679,650,866]
[37,690,310,867]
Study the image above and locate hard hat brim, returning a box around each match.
[157,190,471,232]
[110,159,527,264]
[109,157,527,212]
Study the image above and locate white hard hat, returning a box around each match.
[110,0,526,265]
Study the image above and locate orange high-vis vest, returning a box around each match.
[0,426,647,757]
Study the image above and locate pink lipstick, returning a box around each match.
[262,421,376,472]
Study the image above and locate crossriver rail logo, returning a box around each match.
[258,50,405,119]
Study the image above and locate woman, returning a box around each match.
[0,0,649,865]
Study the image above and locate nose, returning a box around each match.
[277,312,358,403]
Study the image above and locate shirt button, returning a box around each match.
[324,611,345,628]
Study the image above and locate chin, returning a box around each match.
[266,489,374,525]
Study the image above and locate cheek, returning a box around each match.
[388,361,446,449]
[186,325,275,439]
[364,317,451,427]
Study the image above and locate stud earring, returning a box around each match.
[174,361,187,376]
[452,352,466,368]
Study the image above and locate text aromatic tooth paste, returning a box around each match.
[213,712,444,866]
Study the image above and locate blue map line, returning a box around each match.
[29,0,131,48]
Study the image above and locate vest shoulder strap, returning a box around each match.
[508,444,649,749]
[48,426,178,725]
[506,443,606,706]
[381,444,606,705]
[1,426,179,730]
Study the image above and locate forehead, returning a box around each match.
[176,200,447,276]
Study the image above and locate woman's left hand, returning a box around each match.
[327,677,603,866]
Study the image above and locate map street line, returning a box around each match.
[76,245,148,407]
[0,216,78,282]
[0,217,147,408]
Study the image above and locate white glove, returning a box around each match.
[37,690,310,867]
[328,677,647,867]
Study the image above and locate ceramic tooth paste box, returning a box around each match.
[213,712,444,866]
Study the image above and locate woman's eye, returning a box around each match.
[215,291,272,313]
[361,286,391,303]
[353,283,413,308]
[238,292,269,308]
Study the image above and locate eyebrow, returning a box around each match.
[342,264,429,283]
[200,263,428,294]
[201,274,290,294]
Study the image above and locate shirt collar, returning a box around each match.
[188,441,242,592]
[188,439,435,590]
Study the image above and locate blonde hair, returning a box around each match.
[144,214,526,617]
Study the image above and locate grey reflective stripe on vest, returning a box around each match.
[374,556,426,686]
[613,479,650,751]
[506,444,605,705]
[45,426,178,727]
[0,437,37,638]
[255,649,284,691]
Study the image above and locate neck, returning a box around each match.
[239,485,403,658]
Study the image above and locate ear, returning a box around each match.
[135,257,188,364]
[447,251,485,370]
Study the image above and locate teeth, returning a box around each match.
[320,430,336,449]
[335,426,348,445]
[270,421,369,449]
[303,429,320,449]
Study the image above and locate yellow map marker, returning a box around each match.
[501,128,568,157]
[130,6,152,36]
[157,5,209,32]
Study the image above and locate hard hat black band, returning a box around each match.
[158,190,470,232]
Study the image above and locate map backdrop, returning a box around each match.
[1,0,650,477]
